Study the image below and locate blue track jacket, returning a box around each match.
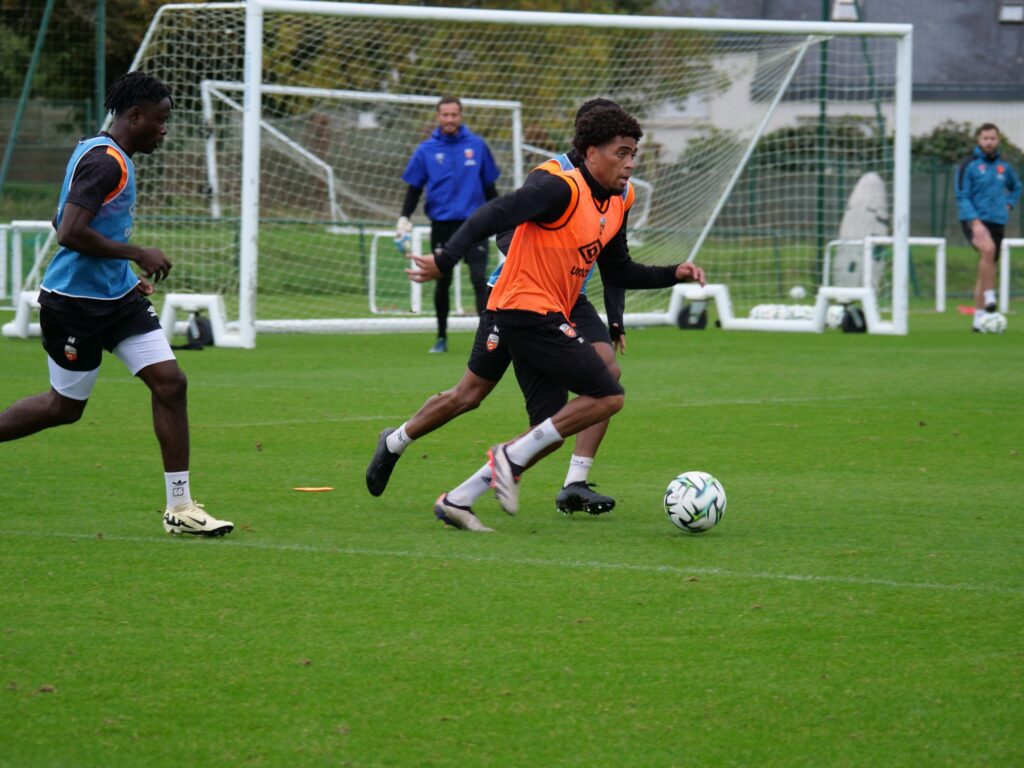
[955,146,1021,225]
[401,125,500,222]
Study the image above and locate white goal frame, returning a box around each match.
[201,80,527,222]
[126,1,914,346]
[999,239,1021,313]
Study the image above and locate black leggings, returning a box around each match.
[431,220,489,338]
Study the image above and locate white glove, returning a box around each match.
[396,216,413,238]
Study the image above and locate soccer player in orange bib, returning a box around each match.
[407,104,705,531]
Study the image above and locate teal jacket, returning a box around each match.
[955,146,1021,225]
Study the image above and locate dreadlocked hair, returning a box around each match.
[572,105,642,155]
[104,71,172,116]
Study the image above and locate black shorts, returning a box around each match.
[569,294,612,346]
[466,293,612,384]
[467,308,513,382]
[39,289,162,371]
[499,308,624,427]
[960,220,1005,258]
[432,220,487,267]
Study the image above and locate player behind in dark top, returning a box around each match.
[366,99,630,516]
[0,71,232,537]
[406,103,705,531]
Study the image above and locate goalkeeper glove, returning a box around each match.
[395,216,414,254]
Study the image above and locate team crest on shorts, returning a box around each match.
[64,344,77,362]
[486,332,500,351]
[559,323,577,338]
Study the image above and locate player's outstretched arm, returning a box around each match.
[435,173,573,273]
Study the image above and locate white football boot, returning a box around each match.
[163,501,234,537]
[434,494,494,533]
[488,443,520,515]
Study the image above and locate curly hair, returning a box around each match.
[104,71,172,116]
[574,98,619,126]
[571,104,642,155]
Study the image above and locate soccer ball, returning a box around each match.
[977,312,1008,334]
[664,471,726,533]
[789,285,806,300]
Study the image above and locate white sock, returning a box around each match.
[983,289,996,306]
[446,462,492,508]
[564,454,593,487]
[505,418,563,468]
[385,423,414,455]
[165,471,192,508]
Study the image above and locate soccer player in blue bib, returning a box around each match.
[0,71,232,537]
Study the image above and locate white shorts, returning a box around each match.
[49,329,176,401]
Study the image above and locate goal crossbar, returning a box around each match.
[251,1,911,37]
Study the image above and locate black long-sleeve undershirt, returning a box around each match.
[437,173,572,267]
[399,186,422,219]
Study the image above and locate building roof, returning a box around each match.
[656,0,1024,99]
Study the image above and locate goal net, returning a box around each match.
[101,1,911,344]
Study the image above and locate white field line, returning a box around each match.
[4,530,1022,597]
[190,395,875,429]
[194,414,396,428]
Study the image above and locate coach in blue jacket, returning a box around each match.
[955,123,1022,328]
[397,96,500,353]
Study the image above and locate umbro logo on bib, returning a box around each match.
[577,240,601,264]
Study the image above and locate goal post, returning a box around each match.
[104,1,913,345]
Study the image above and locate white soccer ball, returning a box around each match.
[789,285,806,300]
[977,312,1008,334]
[825,304,846,329]
[664,471,726,533]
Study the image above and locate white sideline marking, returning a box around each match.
[647,393,872,408]
[194,414,396,428]
[187,395,877,429]
[4,530,1022,597]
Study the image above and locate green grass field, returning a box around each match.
[1,310,1021,767]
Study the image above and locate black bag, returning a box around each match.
[172,312,214,350]
[841,305,867,333]
[676,301,708,330]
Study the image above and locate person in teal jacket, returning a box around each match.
[954,123,1022,328]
